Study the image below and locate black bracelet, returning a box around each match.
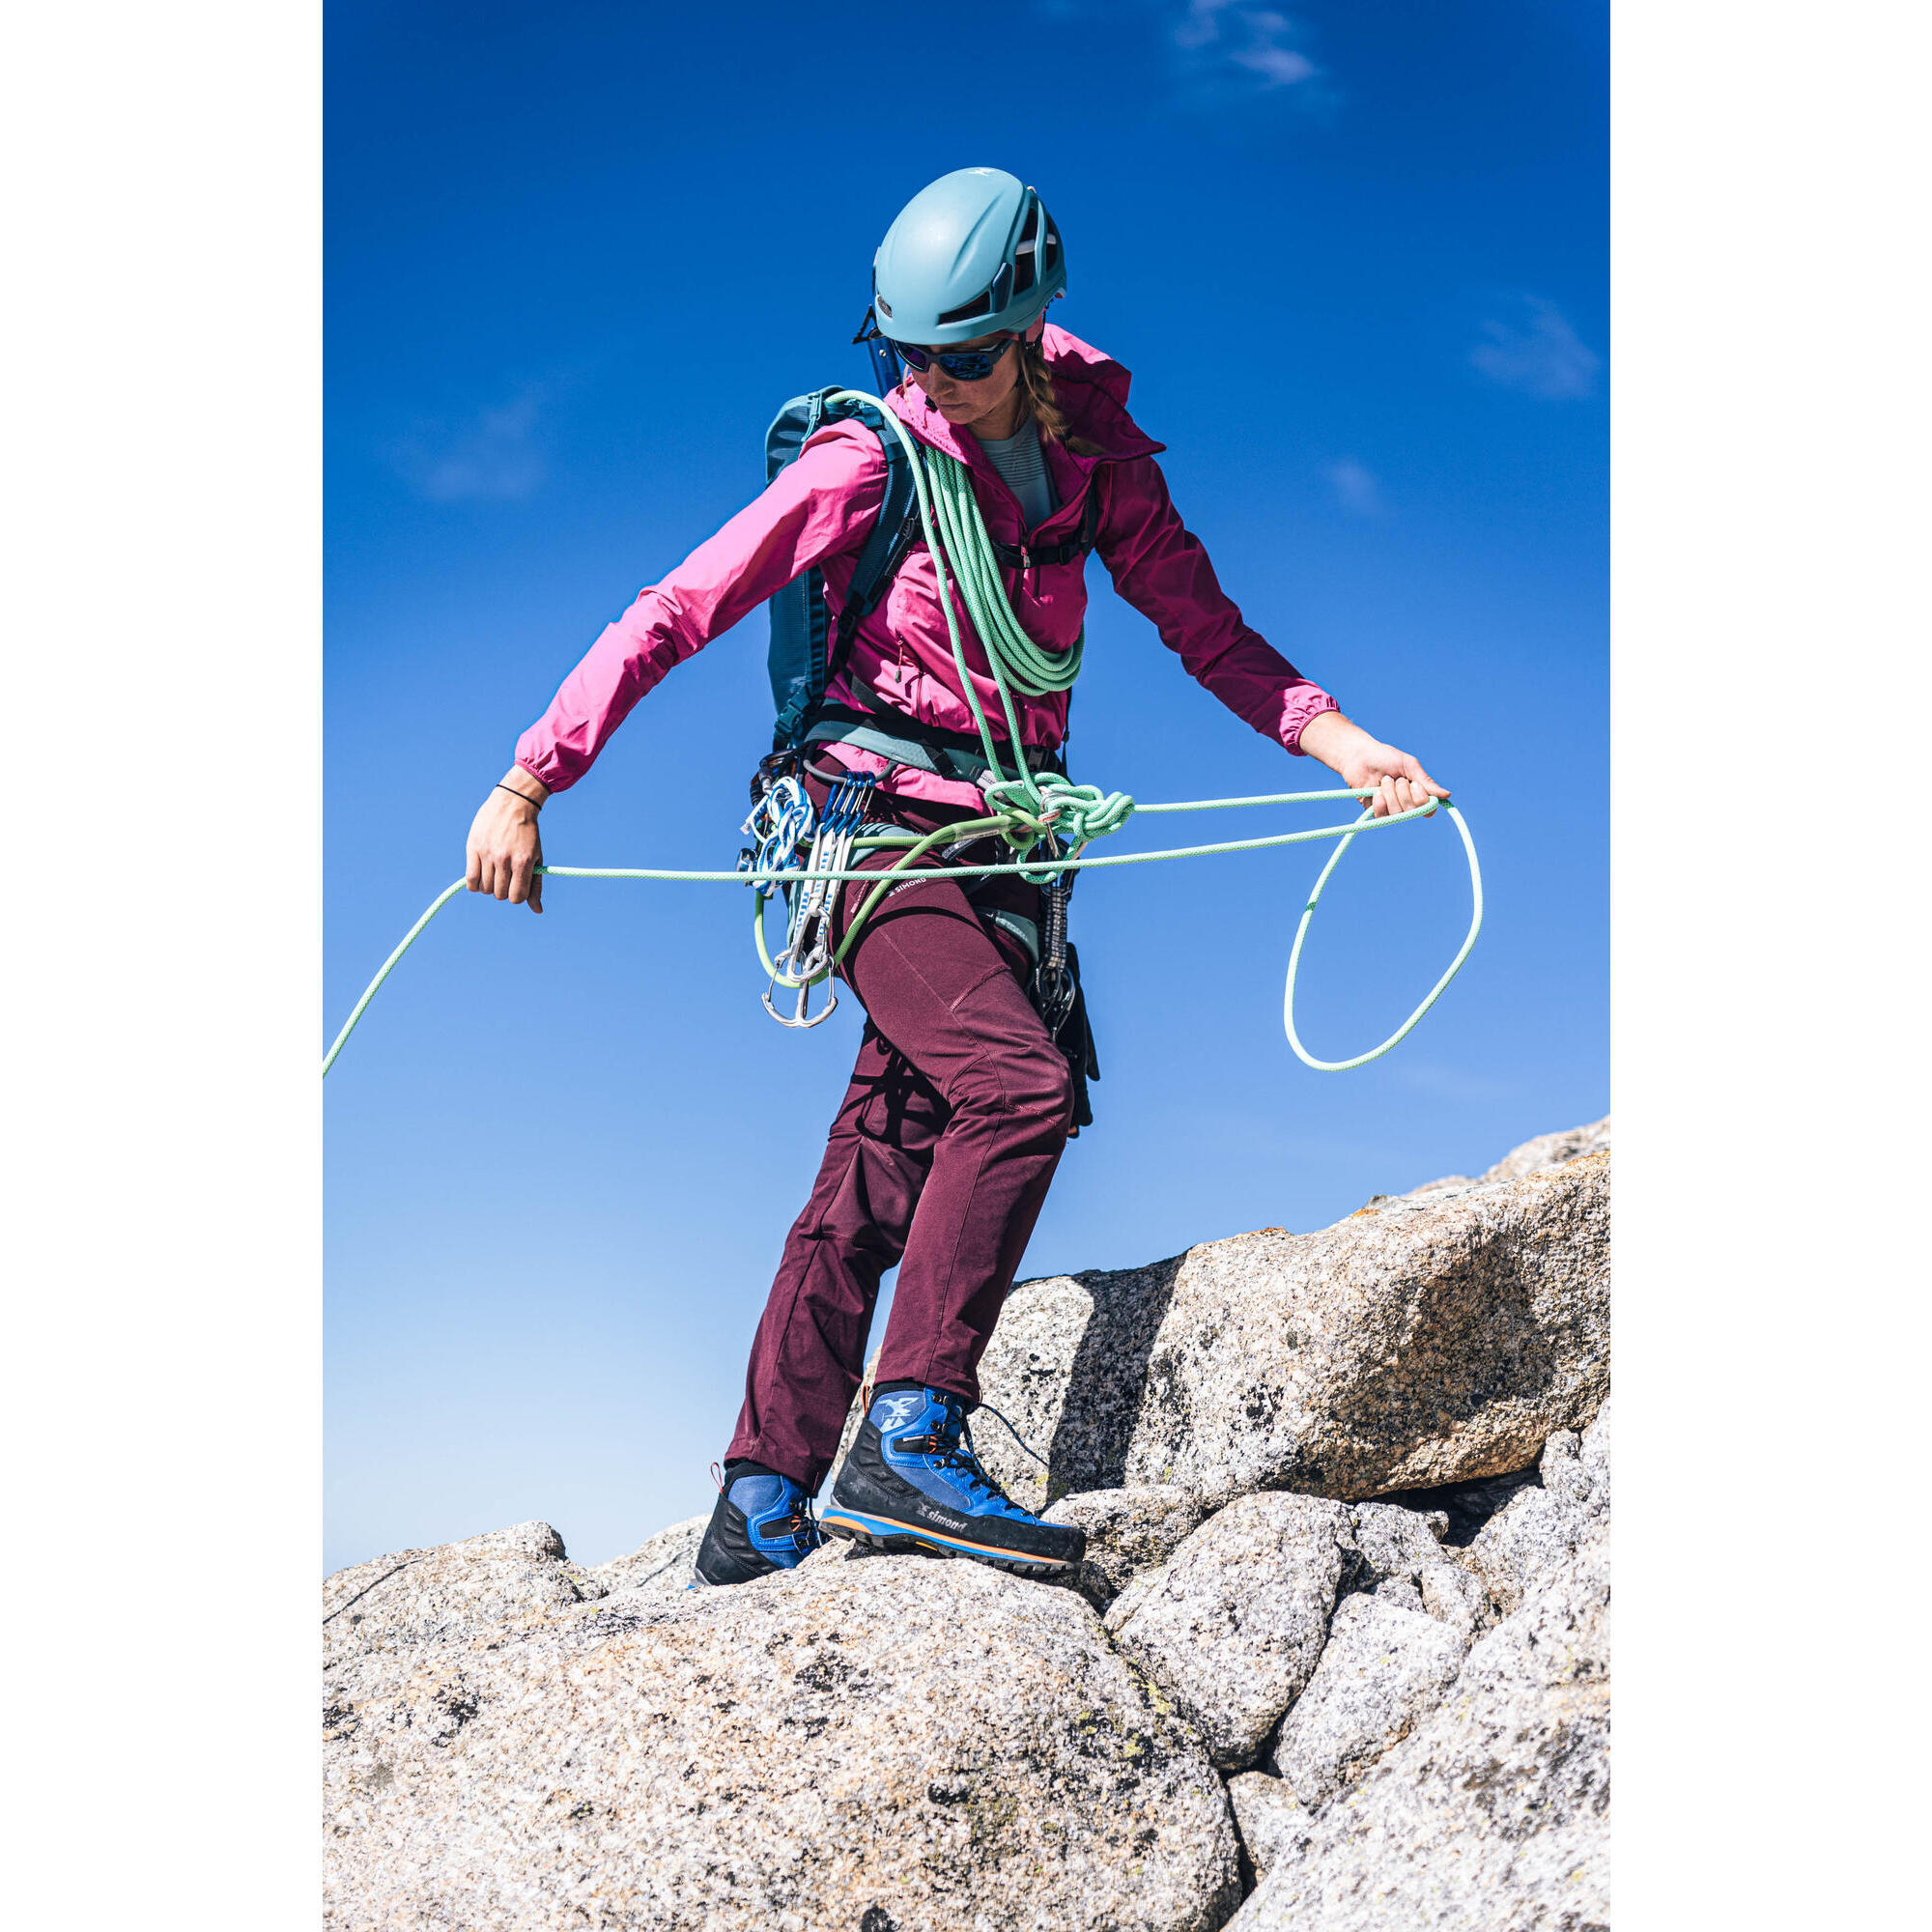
[497,782,542,810]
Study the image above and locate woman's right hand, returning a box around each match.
[466,767,551,912]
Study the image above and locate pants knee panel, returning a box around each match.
[952,1041,1073,1132]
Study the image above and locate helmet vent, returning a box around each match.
[1012,202,1040,298]
[936,291,993,325]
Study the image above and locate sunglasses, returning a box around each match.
[888,334,1019,382]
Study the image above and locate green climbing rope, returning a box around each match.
[1283,800,1485,1070]
[323,786,1477,1076]
[926,451,1083,695]
[323,390,1482,1078]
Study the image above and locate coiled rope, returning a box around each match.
[324,390,1481,1077]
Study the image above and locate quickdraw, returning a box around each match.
[758,774,873,1029]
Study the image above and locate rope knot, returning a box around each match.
[980,773,1136,880]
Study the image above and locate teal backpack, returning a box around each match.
[761,387,921,754]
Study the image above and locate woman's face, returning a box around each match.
[903,318,1043,433]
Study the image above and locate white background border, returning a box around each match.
[4,1,1927,1922]
[1614,1,1926,1920]
[4,2,320,1919]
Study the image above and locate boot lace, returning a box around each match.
[785,1495,823,1554]
[903,1398,1048,1513]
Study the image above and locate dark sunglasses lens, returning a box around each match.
[891,337,1011,381]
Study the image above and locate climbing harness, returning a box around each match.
[323,391,1483,1079]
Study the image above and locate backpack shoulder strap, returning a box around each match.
[826,437,919,668]
[838,415,920,623]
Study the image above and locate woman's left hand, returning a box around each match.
[1297,710,1449,818]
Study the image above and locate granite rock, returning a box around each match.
[1463,1402,1611,1618]
[1482,1116,1611,1184]
[1344,1500,1487,1642]
[1413,1560,1489,1640]
[1404,1117,1612,1198]
[325,1546,1240,1932]
[1041,1486,1213,1611]
[324,1118,1611,1927]
[585,1511,708,1605]
[1264,1594,1467,1808]
[322,1519,605,1677]
[1231,1526,1610,1931]
[1106,1492,1350,1772]
[1345,1500,1449,1581]
[1226,1772,1315,1884]
[1379,1463,1544,1546]
[972,1125,1609,1514]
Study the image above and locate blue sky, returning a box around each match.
[325,0,1606,1576]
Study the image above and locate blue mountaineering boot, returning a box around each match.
[820,1385,1085,1577]
[691,1463,824,1587]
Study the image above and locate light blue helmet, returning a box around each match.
[872,168,1066,347]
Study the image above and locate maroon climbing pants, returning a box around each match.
[725,778,1076,1492]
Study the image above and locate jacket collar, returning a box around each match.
[884,324,1165,470]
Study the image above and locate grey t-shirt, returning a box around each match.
[978,424,1058,531]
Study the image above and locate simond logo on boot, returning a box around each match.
[874,1393,925,1432]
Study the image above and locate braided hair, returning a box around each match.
[1015,336,1103,457]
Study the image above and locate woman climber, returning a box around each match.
[463,168,1447,1587]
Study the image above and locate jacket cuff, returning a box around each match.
[1282,692,1340,756]
[511,739,576,795]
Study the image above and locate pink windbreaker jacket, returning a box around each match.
[514,327,1337,810]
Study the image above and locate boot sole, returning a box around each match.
[819,1505,1076,1578]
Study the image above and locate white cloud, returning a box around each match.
[1030,2,1326,106]
[1328,457,1382,516]
[1171,0,1229,47]
[392,389,548,502]
[1169,1,1321,97]
[1470,297,1601,402]
[1234,43,1316,84]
